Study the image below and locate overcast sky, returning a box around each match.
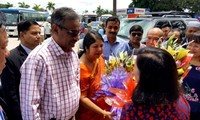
[2,0,132,14]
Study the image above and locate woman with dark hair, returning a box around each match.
[120,47,190,119]
[76,30,112,120]
[182,31,200,120]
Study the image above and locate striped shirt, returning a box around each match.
[19,38,80,120]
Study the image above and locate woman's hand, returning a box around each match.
[103,110,113,120]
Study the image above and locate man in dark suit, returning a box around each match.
[1,20,41,120]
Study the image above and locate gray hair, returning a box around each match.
[51,7,80,26]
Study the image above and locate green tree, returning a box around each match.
[18,2,30,8]
[96,5,113,17]
[96,5,104,17]
[128,0,156,10]
[180,0,200,13]
[128,0,199,13]
[32,4,44,11]
[46,2,55,12]
[190,1,200,14]
[0,2,13,8]
[4,2,13,8]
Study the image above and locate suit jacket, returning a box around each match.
[1,45,28,120]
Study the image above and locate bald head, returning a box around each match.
[146,27,163,47]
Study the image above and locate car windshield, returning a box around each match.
[91,22,99,26]
[4,13,19,25]
[90,21,102,30]
[118,19,153,42]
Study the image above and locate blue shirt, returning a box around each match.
[127,42,146,55]
[98,29,104,37]
[103,35,129,60]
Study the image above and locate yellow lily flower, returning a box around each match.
[177,68,184,75]
[119,51,128,62]
[108,56,117,67]
[176,47,190,60]
[166,46,176,56]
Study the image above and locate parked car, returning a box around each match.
[117,17,199,43]
[89,21,103,31]
[76,17,198,53]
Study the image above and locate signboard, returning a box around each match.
[134,8,145,14]
[126,8,146,15]
[127,8,134,14]
[117,9,127,15]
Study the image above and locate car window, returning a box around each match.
[118,19,153,42]
[154,20,170,28]
[170,20,186,31]
[117,18,198,44]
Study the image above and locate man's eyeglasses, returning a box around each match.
[57,24,80,37]
[131,32,142,37]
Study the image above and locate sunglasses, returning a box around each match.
[57,24,80,37]
[131,32,142,37]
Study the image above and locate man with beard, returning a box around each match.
[103,17,129,60]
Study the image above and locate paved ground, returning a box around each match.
[8,37,20,50]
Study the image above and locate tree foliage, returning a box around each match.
[18,2,30,8]
[46,2,55,12]
[129,0,200,13]
[0,1,55,12]
[0,2,13,8]
[96,5,113,17]
[32,4,45,11]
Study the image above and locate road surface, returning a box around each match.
[8,37,20,50]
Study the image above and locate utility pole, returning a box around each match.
[113,0,117,16]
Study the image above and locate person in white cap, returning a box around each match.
[182,21,200,47]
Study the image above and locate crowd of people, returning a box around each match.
[0,7,200,120]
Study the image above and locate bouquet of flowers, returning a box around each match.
[156,34,193,83]
[105,52,136,74]
[94,52,137,120]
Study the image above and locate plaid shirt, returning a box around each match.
[19,38,80,120]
